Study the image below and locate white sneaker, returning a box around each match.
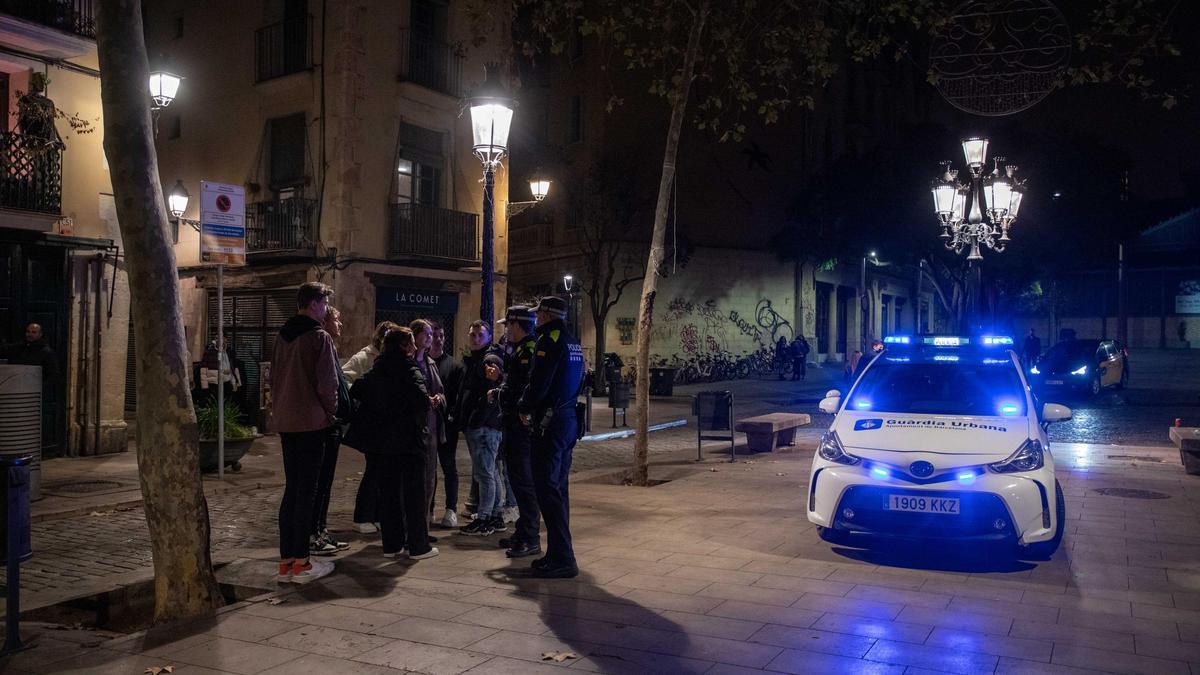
[353,522,379,534]
[502,506,519,524]
[408,547,439,560]
[382,549,406,559]
[440,509,458,528]
[290,558,334,584]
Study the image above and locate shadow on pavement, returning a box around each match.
[830,540,1037,574]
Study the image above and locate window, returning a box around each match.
[172,15,184,39]
[411,0,447,40]
[393,122,444,205]
[568,95,583,143]
[168,115,181,140]
[268,113,306,189]
[849,362,1027,417]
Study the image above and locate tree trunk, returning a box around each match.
[96,0,224,623]
[632,3,708,486]
[592,305,608,392]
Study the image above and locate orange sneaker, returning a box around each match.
[277,560,293,583]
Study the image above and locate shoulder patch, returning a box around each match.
[550,329,561,342]
[536,351,546,357]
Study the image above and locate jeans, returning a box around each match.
[464,427,502,520]
[354,453,379,524]
[374,452,430,556]
[496,449,517,509]
[279,428,330,560]
[437,427,459,511]
[312,426,342,535]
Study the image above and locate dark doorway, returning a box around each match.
[374,285,458,352]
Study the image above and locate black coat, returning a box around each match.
[343,351,430,455]
[6,339,57,382]
[455,345,506,430]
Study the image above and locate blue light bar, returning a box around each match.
[933,354,960,362]
[929,336,965,346]
[982,336,1014,346]
[999,403,1020,416]
[870,465,889,479]
[883,336,911,344]
[854,399,873,410]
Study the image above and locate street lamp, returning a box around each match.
[148,71,182,109]
[167,179,189,219]
[508,170,552,217]
[931,137,1026,261]
[562,274,578,335]
[467,63,515,328]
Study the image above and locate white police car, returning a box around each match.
[807,335,1072,558]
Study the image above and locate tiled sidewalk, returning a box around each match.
[5,441,1200,674]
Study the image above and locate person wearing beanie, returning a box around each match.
[491,306,542,558]
[517,296,584,578]
[455,320,509,537]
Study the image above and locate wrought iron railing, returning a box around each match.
[0,131,62,214]
[0,0,96,38]
[399,30,463,97]
[246,198,316,253]
[389,203,479,263]
[255,16,312,82]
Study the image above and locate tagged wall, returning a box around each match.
[601,248,798,383]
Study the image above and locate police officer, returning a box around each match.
[492,306,542,558]
[518,296,584,578]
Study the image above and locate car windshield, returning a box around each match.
[848,360,1027,416]
[1040,340,1098,369]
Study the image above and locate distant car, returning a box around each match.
[1029,339,1129,395]
[808,335,1071,559]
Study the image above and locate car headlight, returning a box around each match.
[1029,365,1040,375]
[1071,366,1088,375]
[817,431,860,465]
[988,439,1044,473]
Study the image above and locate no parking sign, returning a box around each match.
[200,181,246,266]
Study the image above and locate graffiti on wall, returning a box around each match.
[645,295,794,384]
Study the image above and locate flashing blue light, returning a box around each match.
[883,335,911,344]
[933,354,960,362]
[854,399,873,410]
[999,403,1020,416]
[1030,365,1040,375]
[931,336,963,346]
[1071,366,1088,376]
[957,470,978,485]
[982,358,1009,365]
[885,356,911,363]
[982,336,1014,346]
[870,465,890,479]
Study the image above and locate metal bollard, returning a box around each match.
[1,453,33,657]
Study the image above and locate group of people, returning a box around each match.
[269,282,585,584]
[774,335,811,381]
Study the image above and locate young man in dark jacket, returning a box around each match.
[431,323,464,527]
[271,282,339,583]
[456,320,508,536]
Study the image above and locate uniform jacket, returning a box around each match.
[518,319,584,414]
[270,315,339,433]
[343,351,430,455]
[456,344,506,430]
[498,334,537,425]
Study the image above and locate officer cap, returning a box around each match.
[536,295,569,319]
[504,305,536,326]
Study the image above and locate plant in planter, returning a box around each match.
[195,398,259,473]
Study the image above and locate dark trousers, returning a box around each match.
[504,422,540,545]
[375,452,431,556]
[279,428,330,560]
[791,358,806,380]
[437,427,459,511]
[312,426,342,535]
[532,412,576,567]
[354,453,379,524]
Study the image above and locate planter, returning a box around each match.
[199,435,261,473]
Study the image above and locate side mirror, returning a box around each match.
[1042,402,1072,423]
[819,396,841,414]
[825,389,841,399]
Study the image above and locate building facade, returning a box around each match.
[145,0,510,426]
[0,1,131,460]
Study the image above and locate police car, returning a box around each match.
[807,335,1072,558]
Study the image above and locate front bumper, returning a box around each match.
[807,462,1056,545]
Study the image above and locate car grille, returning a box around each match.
[833,486,1015,540]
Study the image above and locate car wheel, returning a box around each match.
[1089,373,1101,396]
[1019,480,1065,560]
[817,526,851,546]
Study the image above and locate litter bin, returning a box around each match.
[600,353,624,397]
[0,454,33,562]
[649,367,676,396]
[0,365,42,501]
[608,381,630,409]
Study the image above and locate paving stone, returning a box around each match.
[1010,619,1136,653]
[707,599,823,628]
[864,639,1000,674]
[1050,643,1191,675]
[811,611,933,644]
[354,637,493,674]
[168,636,302,674]
[896,605,1014,635]
[765,648,905,675]
[698,581,802,607]
[747,623,877,657]
[257,653,400,675]
[792,592,905,620]
[926,626,1053,661]
[264,624,393,659]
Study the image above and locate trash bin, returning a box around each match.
[608,381,630,409]
[600,353,624,396]
[649,367,676,396]
[0,455,33,562]
[0,365,42,501]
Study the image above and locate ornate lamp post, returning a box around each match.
[467,64,515,328]
[932,137,1025,261]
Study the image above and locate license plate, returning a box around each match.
[1046,379,1064,385]
[886,495,960,514]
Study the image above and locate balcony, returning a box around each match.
[246,197,316,255]
[399,30,463,98]
[255,16,312,82]
[0,0,95,39]
[0,131,62,215]
[510,222,555,259]
[388,203,479,265]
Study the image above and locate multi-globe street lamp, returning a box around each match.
[931,137,1026,261]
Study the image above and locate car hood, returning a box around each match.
[833,411,1029,465]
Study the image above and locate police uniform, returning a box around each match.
[497,306,541,557]
[518,296,584,577]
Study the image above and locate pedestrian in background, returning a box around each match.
[431,323,463,528]
[309,306,351,556]
[345,320,398,534]
[457,321,508,537]
[1023,328,1042,366]
[492,306,542,559]
[519,296,584,578]
[791,336,811,381]
[345,327,439,560]
[845,350,862,385]
[774,336,788,380]
[270,282,339,583]
[410,319,446,536]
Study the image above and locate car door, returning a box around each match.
[1097,342,1119,386]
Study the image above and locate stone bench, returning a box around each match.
[1170,427,1200,475]
[735,413,811,453]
